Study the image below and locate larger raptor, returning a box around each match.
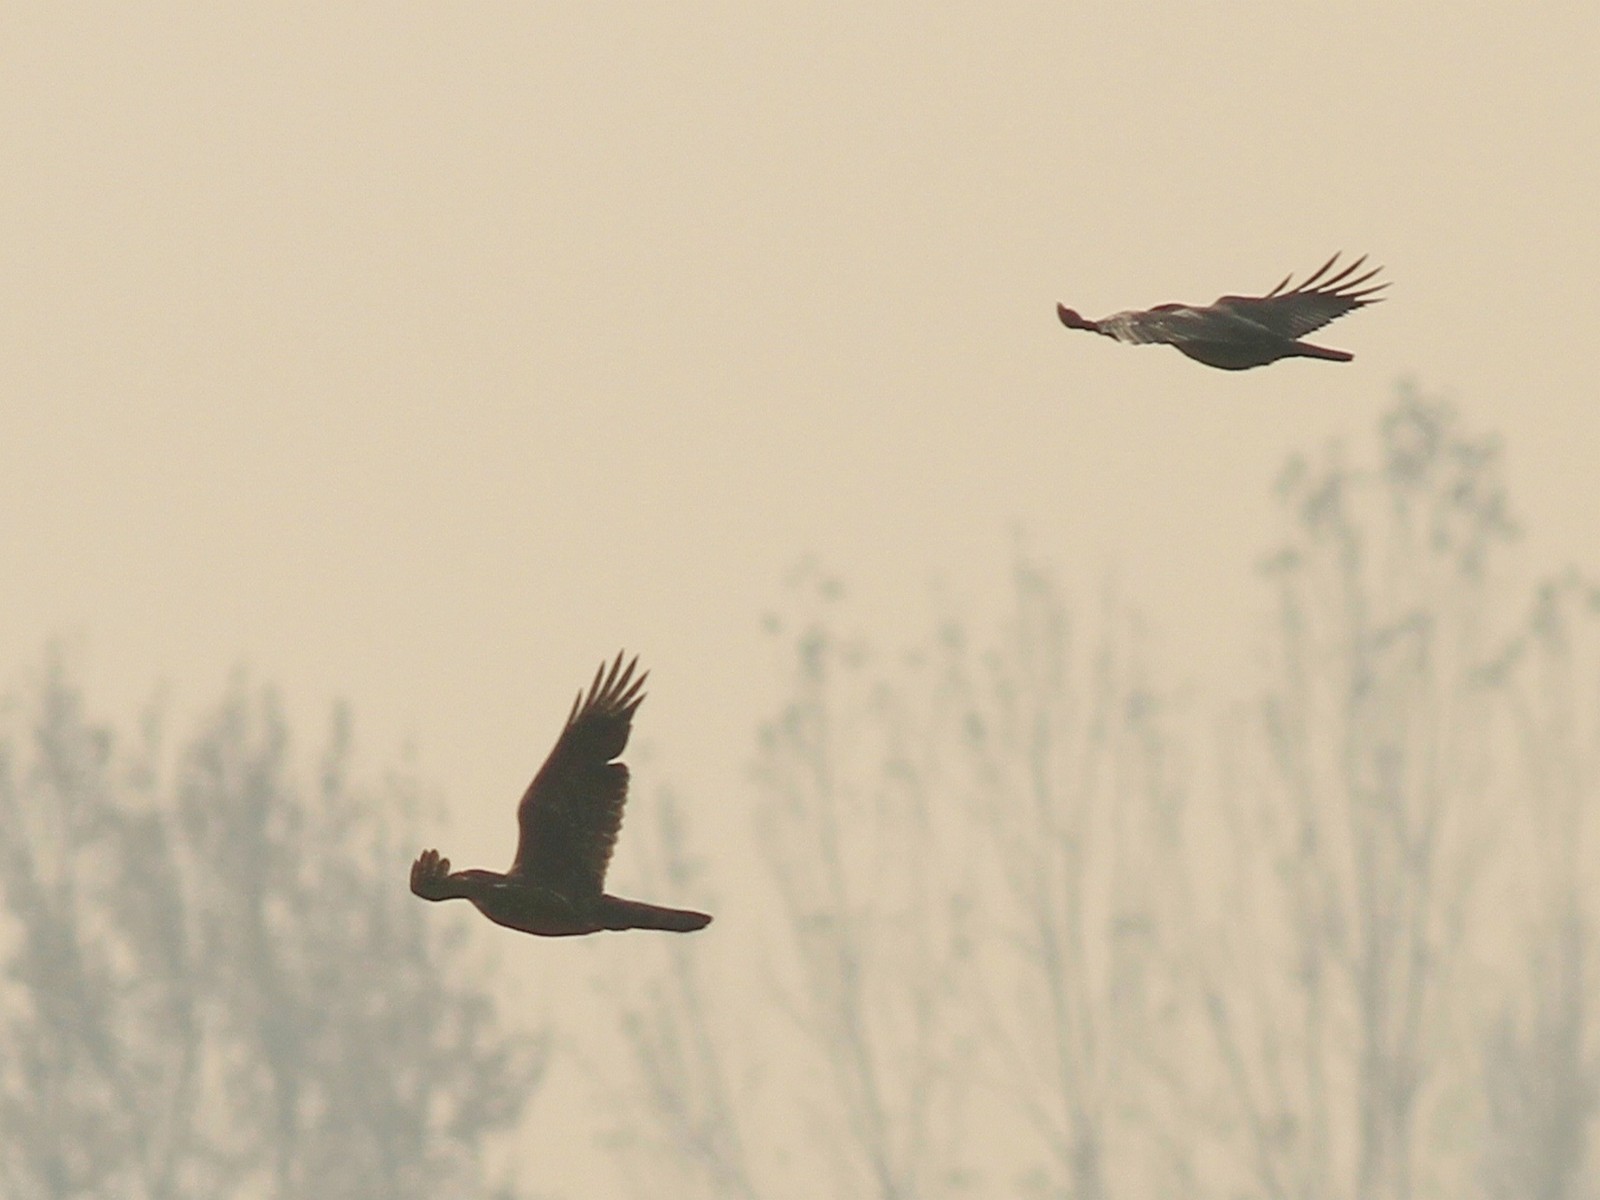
[410,654,711,936]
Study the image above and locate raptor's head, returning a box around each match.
[410,848,471,901]
[1056,304,1098,332]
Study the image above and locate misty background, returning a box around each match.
[4,5,1599,1199]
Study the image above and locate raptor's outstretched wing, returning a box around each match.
[1211,252,1387,339]
[510,653,647,897]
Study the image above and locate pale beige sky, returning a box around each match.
[3,4,1598,1185]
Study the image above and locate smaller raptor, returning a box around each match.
[410,653,711,936]
[1056,253,1387,370]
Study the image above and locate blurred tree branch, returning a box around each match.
[1478,573,1600,1200]
[1204,388,1515,1200]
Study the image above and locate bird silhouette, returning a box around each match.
[1056,253,1387,370]
[410,653,711,936]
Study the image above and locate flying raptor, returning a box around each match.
[1056,253,1387,370]
[410,654,712,936]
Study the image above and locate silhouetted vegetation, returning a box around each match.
[0,665,545,1200]
[615,389,1600,1200]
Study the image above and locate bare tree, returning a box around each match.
[0,654,203,1200]
[609,389,1597,1200]
[0,655,546,1200]
[952,561,1196,1200]
[1202,389,1517,1200]
[605,787,763,1200]
[749,562,979,1200]
[612,558,1191,1200]
[1478,572,1600,1200]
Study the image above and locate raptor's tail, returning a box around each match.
[602,896,713,933]
[1291,340,1353,363]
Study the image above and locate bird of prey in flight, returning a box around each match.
[410,654,712,936]
[1056,253,1387,370]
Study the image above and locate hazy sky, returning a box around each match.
[4,5,1598,1187]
